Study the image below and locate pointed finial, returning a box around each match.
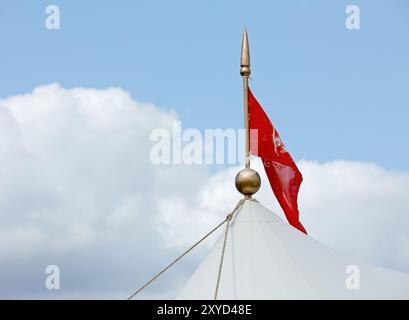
[240,29,251,76]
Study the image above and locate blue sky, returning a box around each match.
[1,1,409,299]
[1,0,409,170]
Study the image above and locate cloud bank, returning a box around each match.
[0,84,408,298]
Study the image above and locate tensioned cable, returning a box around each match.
[213,198,244,300]
[214,213,232,300]
[127,199,244,300]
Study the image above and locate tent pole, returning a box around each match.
[235,29,261,199]
[240,29,251,169]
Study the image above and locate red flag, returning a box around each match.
[248,88,307,234]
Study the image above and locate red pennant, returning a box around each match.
[248,88,307,234]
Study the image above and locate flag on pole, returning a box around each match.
[248,88,307,234]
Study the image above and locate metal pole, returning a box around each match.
[240,29,251,168]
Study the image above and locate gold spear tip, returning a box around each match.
[240,28,251,76]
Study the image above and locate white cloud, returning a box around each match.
[0,83,208,299]
[0,84,408,299]
[298,160,409,270]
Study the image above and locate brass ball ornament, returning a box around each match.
[235,167,261,197]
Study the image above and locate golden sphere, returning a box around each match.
[235,168,261,197]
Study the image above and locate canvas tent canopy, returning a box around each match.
[176,199,409,299]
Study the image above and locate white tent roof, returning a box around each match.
[177,199,409,299]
